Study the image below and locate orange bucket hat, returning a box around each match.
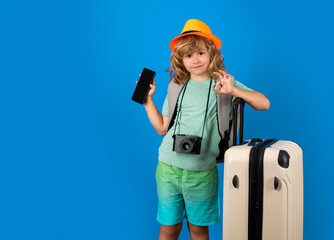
[170,19,222,52]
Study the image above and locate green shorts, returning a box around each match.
[156,161,220,226]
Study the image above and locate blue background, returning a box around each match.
[1,0,333,239]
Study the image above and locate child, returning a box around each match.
[140,19,269,240]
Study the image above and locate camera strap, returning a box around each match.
[173,78,213,138]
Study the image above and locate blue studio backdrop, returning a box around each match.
[1,0,333,239]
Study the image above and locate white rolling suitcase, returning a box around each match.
[222,99,303,240]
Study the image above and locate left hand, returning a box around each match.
[213,70,235,95]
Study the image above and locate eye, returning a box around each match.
[198,51,205,55]
[184,54,191,58]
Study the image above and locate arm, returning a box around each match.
[136,77,169,136]
[143,96,169,136]
[229,88,270,110]
[213,70,270,111]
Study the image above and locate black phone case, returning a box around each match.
[132,68,156,104]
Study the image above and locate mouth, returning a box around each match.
[192,65,203,69]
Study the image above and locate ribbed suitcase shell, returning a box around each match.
[222,140,303,240]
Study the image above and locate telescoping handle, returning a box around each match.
[232,98,245,146]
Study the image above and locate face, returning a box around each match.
[182,44,211,81]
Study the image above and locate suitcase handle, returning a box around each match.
[248,138,263,146]
[232,98,245,146]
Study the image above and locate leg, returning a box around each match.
[182,166,219,239]
[156,163,185,239]
[158,222,183,240]
[187,221,209,240]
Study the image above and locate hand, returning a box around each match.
[213,70,235,95]
[136,74,156,98]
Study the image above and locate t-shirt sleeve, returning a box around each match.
[233,80,254,102]
[162,95,169,116]
[234,80,253,92]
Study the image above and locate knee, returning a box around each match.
[188,222,208,237]
[160,222,182,238]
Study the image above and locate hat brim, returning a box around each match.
[170,32,222,52]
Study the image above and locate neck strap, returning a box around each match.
[173,79,213,138]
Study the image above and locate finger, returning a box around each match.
[215,80,222,87]
[226,74,234,82]
[136,81,138,84]
[213,72,223,79]
[222,75,230,81]
[219,70,229,79]
[215,81,222,90]
[150,83,156,90]
[215,88,223,94]
[217,71,227,80]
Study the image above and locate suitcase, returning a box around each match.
[222,99,303,240]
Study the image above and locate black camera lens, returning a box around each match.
[182,143,190,150]
[181,140,193,153]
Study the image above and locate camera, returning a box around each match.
[172,134,202,155]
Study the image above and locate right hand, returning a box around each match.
[136,74,156,98]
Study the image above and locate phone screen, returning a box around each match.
[132,68,156,104]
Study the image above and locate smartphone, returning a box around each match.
[132,68,156,104]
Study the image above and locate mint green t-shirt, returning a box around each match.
[158,79,252,171]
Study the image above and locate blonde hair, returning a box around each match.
[169,35,225,85]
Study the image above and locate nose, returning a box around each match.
[192,55,200,64]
